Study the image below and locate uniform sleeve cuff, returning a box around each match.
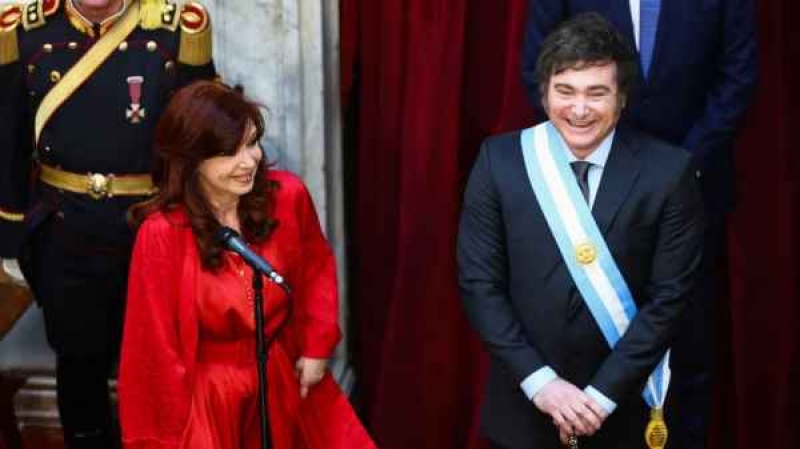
[520,366,558,401]
[585,385,617,414]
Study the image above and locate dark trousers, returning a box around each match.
[28,211,131,449]
[56,356,118,449]
[665,222,727,449]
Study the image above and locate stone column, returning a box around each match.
[204,0,351,391]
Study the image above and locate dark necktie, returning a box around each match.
[570,161,591,203]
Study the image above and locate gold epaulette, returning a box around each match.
[21,0,58,32]
[0,4,22,65]
[178,1,211,66]
[139,0,178,31]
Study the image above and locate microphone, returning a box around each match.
[215,226,291,293]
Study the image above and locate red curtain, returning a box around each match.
[341,1,800,449]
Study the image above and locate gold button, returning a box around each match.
[118,41,128,51]
[27,13,36,21]
[43,43,53,52]
[146,41,158,52]
[68,42,78,50]
[164,60,175,71]
[162,13,170,21]
[49,70,61,83]
[27,64,35,73]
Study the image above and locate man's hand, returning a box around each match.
[532,378,608,441]
[295,357,327,398]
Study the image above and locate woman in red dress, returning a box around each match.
[117,81,376,449]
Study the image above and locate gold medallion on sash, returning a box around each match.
[645,408,668,449]
[575,241,597,265]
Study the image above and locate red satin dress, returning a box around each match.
[119,170,376,449]
[180,252,287,449]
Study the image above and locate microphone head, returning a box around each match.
[214,226,240,244]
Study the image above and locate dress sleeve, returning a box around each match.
[118,217,191,449]
[292,181,341,358]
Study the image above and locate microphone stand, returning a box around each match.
[252,268,271,449]
[249,262,292,449]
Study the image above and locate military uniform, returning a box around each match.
[0,0,215,447]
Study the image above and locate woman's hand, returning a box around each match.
[295,357,327,398]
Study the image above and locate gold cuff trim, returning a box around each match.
[40,164,157,199]
[0,208,24,222]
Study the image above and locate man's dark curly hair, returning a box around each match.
[535,12,637,100]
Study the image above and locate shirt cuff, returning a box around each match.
[585,385,617,414]
[520,366,558,401]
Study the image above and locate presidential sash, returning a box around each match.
[520,122,670,449]
[35,0,141,145]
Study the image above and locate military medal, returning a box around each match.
[126,75,146,124]
[645,408,668,449]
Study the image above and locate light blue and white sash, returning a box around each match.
[520,122,669,409]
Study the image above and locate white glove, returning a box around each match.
[2,259,26,284]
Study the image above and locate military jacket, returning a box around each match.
[0,0,215,256]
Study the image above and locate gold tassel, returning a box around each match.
[138,0,163,30]
[179,23,212,66]
[0,28,19,65]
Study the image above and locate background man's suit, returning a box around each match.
[521,0,757,217]
[458,126,704,449]
[520,2,757,446]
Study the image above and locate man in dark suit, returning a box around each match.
[459,13,704,449]
[521,3,757,445]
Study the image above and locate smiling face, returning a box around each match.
[197,123,263,206]
[543,61,624,158]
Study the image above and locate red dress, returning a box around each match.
[118,170,376,449]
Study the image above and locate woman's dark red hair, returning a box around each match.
[130,81,277,269]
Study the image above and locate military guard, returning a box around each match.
[0,0,215,447]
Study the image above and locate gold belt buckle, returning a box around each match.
[86,172,114,199]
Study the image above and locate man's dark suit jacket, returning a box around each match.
[520,0,757,218]
[458,126,704,449]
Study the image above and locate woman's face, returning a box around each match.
[197,124,263,204]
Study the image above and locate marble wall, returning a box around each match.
[0,0,350,390]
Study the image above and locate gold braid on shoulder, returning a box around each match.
[0,3,22,65]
